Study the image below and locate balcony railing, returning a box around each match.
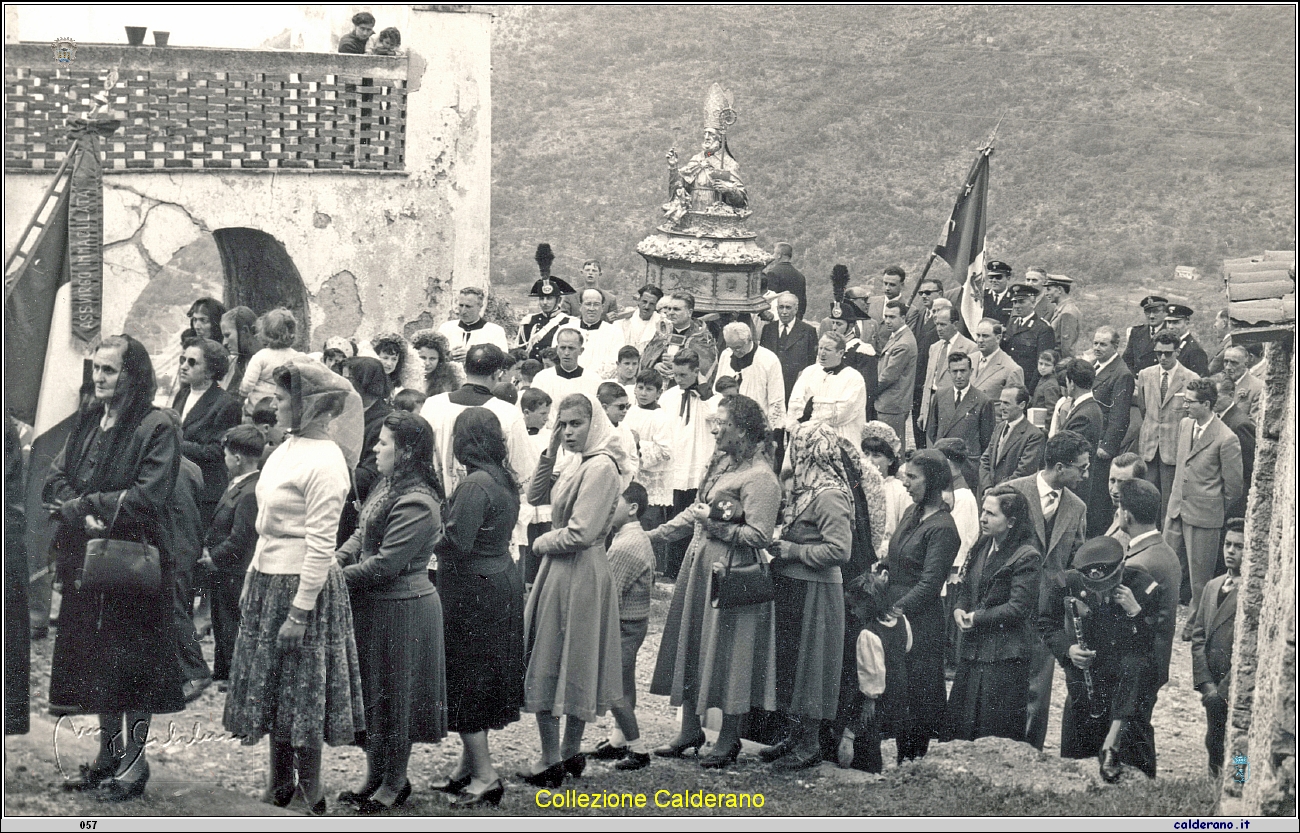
[4,44,407,171]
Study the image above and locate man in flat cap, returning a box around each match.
[1002,283,1056,394]
[1164,304,1210,378]
[1122,296,1169,374]
[1043,275,1082,358]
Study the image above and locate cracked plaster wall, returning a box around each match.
[3,7,491,359]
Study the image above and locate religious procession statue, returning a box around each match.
[638,84,768,315]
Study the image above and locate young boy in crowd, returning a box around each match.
[516,387,553,585]
[713,375,740,397]
[248,396,285,465]
[622,369,674,573]
[614,346,642,396]
[392,388,427,414]
[518,359,543,392]
[597,381,640,490]
[197,425,264,688]
[1192,517,1244,778]
[844,571,912,774]
[586,482,656,770]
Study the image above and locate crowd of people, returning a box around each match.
[8,239,1260,812]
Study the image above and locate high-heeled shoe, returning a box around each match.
[698,740,742,769]
[337,782,380,806]
[62,759,119,792]
[356,780,411,815]
[653,733,707,759]
[430,772,472,795]
[98,759,150,803]
[563,753,586,779]
[515,761,565,789]
[450,779,504,809]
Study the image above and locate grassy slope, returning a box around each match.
[489,6,1295,340]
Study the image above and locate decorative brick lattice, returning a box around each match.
[5,61,406,171]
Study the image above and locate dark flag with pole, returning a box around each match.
[909,127,998,336]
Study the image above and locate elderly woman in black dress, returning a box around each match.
[944,484,1041,743]
[431,408,524,808]
[43,335,184,800]
[880,449,961,763]
[760,421,852,770]
[337,411,447,812]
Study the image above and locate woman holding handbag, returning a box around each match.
[649,394,780,769]
[759,421,852,770]
[43,335,185,801]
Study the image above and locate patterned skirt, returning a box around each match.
[223,565,365,748]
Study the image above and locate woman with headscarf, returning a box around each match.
[943,484,1041,743]
[410,329,462,397]
[42,335,185,800]
[879,449,961,763]
[337,411,447,813]
[337,357,394,547]
[759,422,852,770]
[220,306,260,403]
[649,394,780,769]
[430,408,525,808]
[519,393,627,787]
[223,357,366,814]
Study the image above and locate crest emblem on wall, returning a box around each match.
[52,38,77,63]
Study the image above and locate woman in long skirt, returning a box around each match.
[430,407,524,808]
[520,393,627,786]
[223,357,366,814]
[337,411,447,812]
[944,485,1041,742]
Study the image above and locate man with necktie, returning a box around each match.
[1001,283,1056,395]
[919,304,978,439]
[908,278,943,447]
[924,351,995,458]
[759,291,819,405]
[1191,517,1244,778]
[1087,327,1135,537]
[1135,332,1194,522]
[1122,295,1169,374]
[978,384,1045,497]
[1043,275,1082,358]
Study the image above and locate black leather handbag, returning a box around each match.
[710,543,775,610]
[80,495,161,593]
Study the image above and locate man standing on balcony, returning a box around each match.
[338,12,375,54]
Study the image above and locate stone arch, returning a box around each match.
[214,227,311,350]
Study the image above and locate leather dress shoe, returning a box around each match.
[62,760,118,792]
[614,751,651,771]
[759,737,795,763]
[587,740,629,761]
[356,780,411,814]
[653,733,707,758]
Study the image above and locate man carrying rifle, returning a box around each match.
[1040,536,1169,783]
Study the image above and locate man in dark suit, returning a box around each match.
[926,351,995,458]
[198,425,263,684]
[1088,326,1135,536]
[1191,518,1243,777]
[908,278,942,446]
[1122,295,1169,374]
[979,384,1045,496]
[1052,360,1105,505]
[1214,374,1256,518]
[759,291,819,405]
[1012,430,1091,750]
[172,338,242,528]
[1165,304,1210,378]
[760,242,808,319]
[1165,378,1243,633]
[1115,478,1181,776]
[1001,283,1056,394]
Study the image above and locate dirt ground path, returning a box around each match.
[5,582,1210,816]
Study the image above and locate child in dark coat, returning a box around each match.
[844,571,912,773]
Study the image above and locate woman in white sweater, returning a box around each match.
[224,357,365,814]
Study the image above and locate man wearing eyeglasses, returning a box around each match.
[1007,429,1091,750]
[1135,331,1194,523]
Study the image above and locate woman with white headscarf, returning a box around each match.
[223,357,366,814]
[519,392,628,788]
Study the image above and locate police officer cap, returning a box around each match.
[1165,303,1194,320]
[830,298,867,322]
[1009,282,1041,299]
[1070,537,1126,595]
[528,275,577,298]
[1140,295,1169,311]
[986,260,1013,277]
